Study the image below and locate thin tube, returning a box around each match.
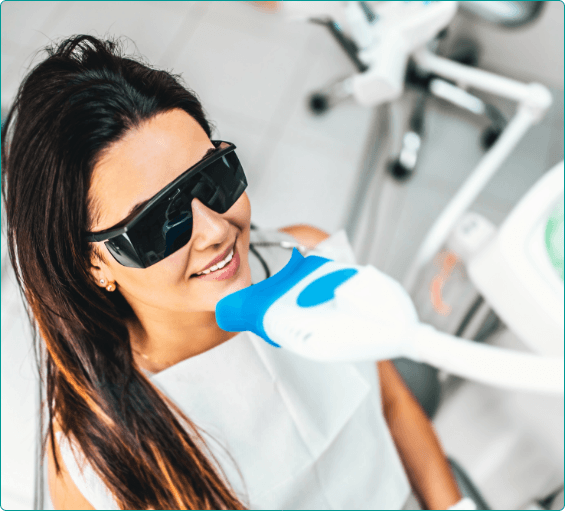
[454,295,485,338]
[344,105,387,245]
[364,100,404,267]
[402,105,537,294]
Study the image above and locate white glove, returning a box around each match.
[448,497,478,510]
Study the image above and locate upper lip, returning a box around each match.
[193,240,236,275]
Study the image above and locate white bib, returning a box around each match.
[55,229,411,509]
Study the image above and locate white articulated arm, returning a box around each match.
[217,250,563,395]
[262,266,564,395]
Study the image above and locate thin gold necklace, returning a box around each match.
[132,347,152,362]
[133,348,166,374]
[135,349,150,360]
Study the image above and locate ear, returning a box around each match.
[88,244,116,289]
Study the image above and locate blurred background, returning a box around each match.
[1,1,563,510]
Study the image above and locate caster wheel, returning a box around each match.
[481,128,501,150]
[309,93,330,115]
[389,161,414,182]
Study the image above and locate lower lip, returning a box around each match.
[192,244,240,281]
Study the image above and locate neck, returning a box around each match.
[127,309,239,374]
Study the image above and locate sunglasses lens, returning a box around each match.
[105,236,144,268]
[109,148,247,268]
[163,211,193,258]
[192,153,243,213]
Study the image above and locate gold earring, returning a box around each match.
[106,282,116,292]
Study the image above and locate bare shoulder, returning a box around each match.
[278,224,331,249]
[47,417,96,510]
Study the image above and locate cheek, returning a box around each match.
[233,191,251,220]
[117,252,187,292]
[159,247,190,276]
[116,264,184,308]
[103,243,182,284]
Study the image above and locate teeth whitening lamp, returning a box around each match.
[216,165,564,396]
[217,1,564,396]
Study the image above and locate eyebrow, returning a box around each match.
[125,146,219,218]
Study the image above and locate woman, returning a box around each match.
[2,35,463,510]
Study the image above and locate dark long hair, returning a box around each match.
[1,35,245,509]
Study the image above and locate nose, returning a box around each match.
[189,197,231,250]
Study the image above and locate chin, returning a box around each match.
[211,261,252,305]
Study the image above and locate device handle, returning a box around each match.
[414,323,564,395]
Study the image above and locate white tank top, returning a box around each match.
[55,228,411,509]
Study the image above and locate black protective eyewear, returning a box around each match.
[84,140,247,268]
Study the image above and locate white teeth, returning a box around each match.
[196,248,234,276]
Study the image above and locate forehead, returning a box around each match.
[89,109,211,231]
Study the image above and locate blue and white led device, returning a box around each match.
[215,248,563,395]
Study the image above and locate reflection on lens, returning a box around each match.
[191,176,215,204]
[166,188,190,221]
[163,212,192,258]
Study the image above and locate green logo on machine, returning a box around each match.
[545,199,564,281]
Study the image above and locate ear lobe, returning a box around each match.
[87,246,114,287]
[88,265,104,287]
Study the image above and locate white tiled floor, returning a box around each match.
[1,2,563,510]
[433,328,564,510]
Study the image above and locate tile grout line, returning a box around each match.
[249,28,320,193]
[2,1,69,102]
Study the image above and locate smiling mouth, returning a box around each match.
[190,240,237,278]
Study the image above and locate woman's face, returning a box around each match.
[88,108,252,314]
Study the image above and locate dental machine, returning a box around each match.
[216,1,564,396]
